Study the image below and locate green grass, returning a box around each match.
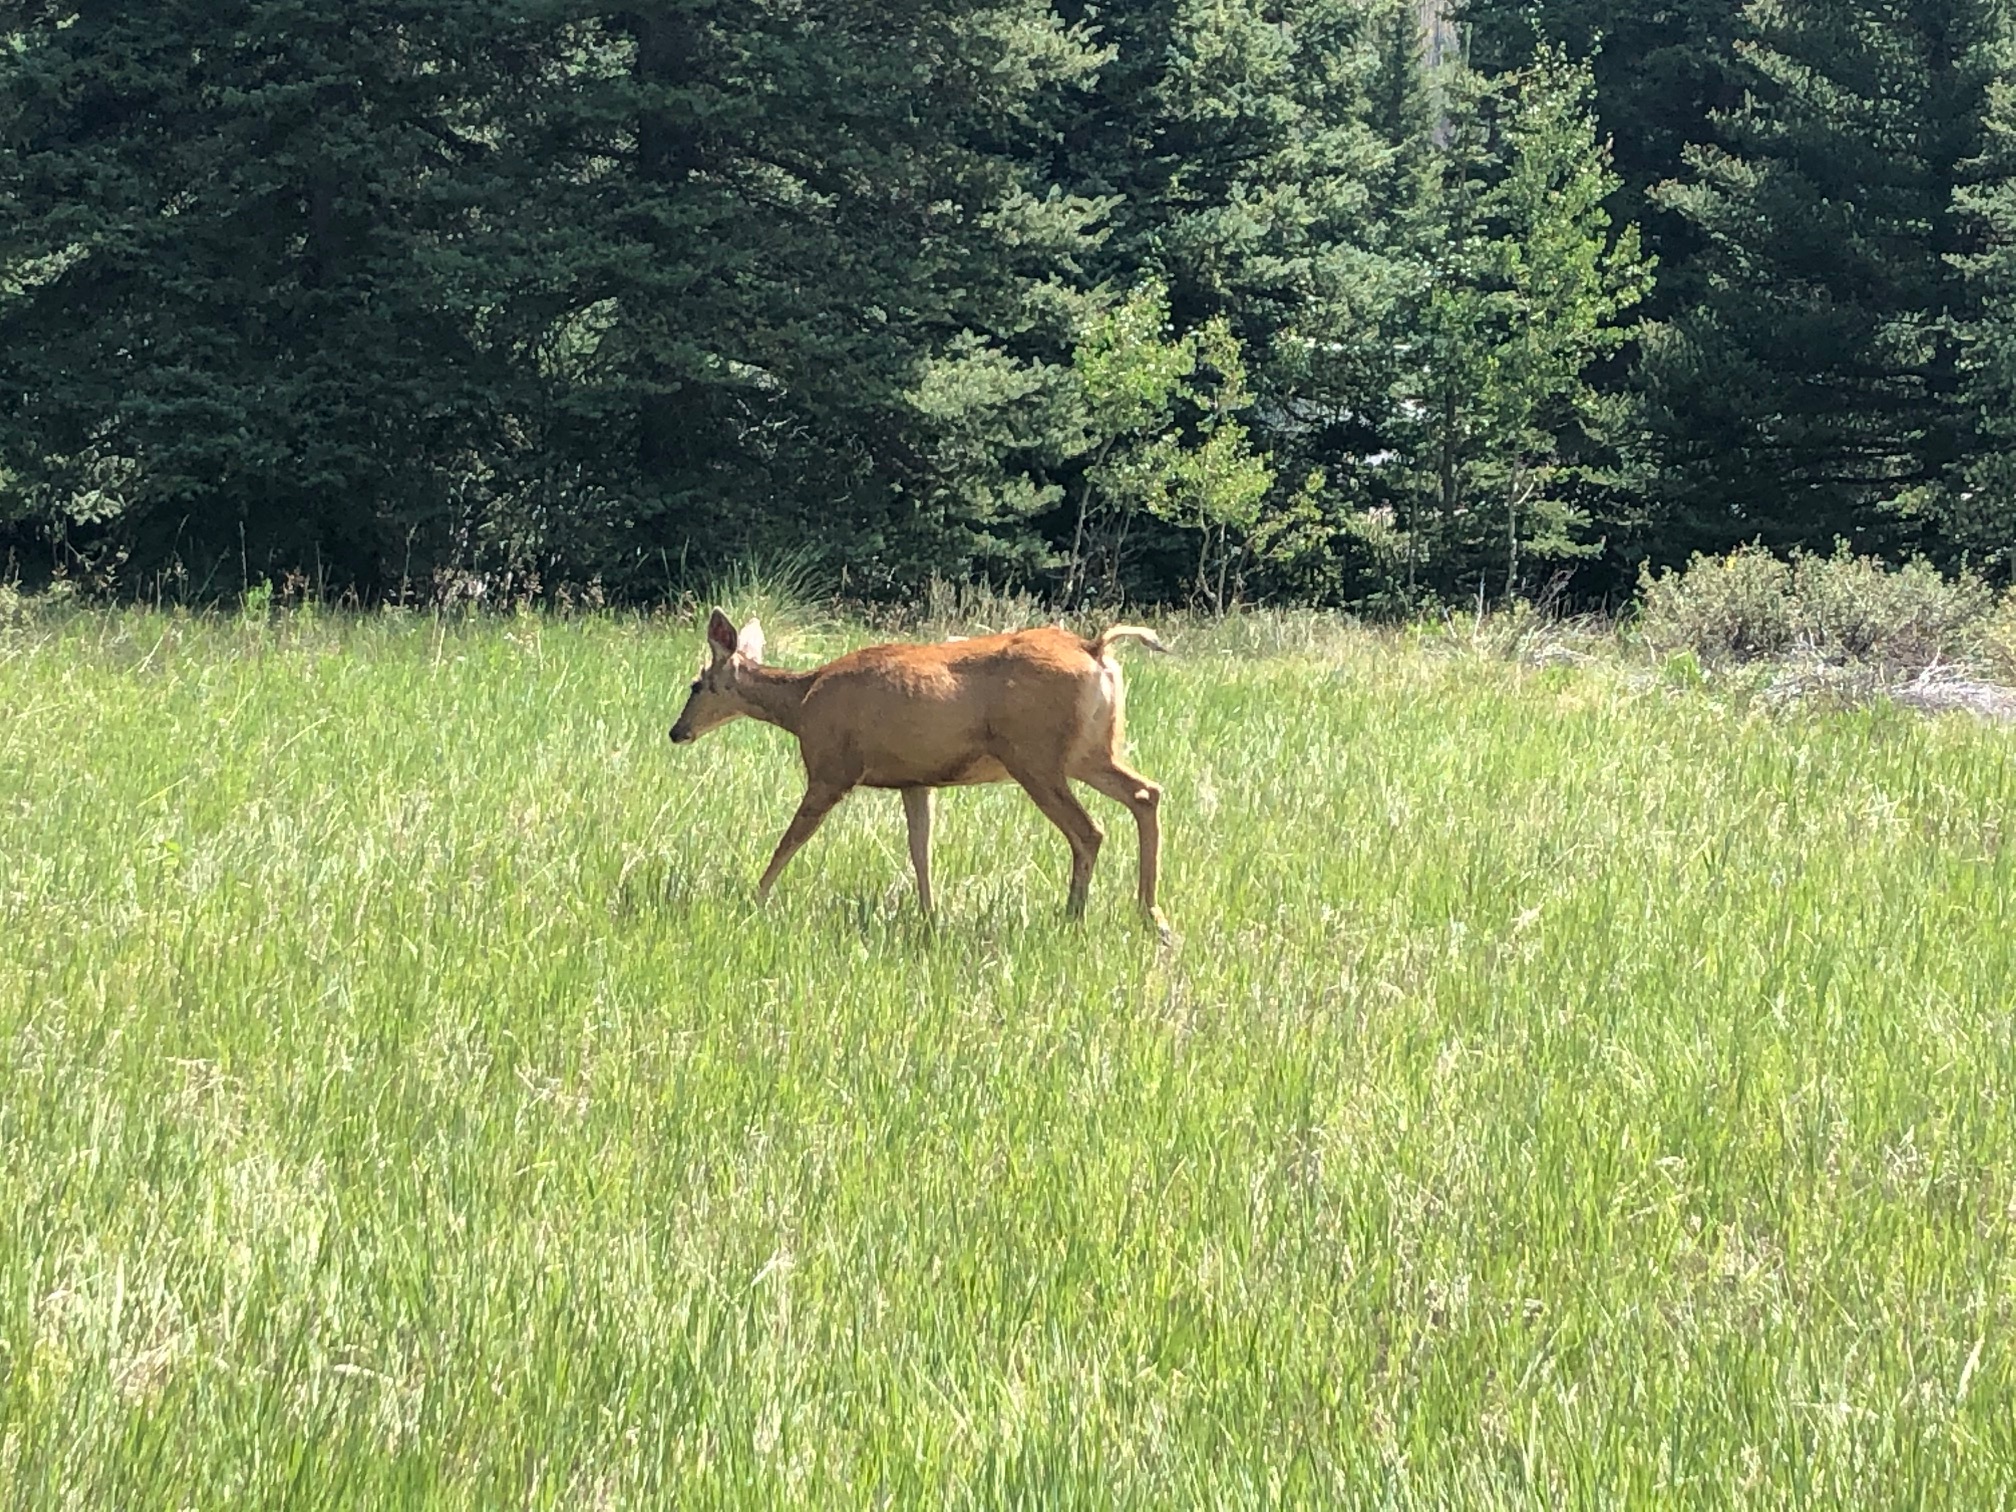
[2,606,2013,1508]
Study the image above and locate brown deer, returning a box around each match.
[670,609,1167,929]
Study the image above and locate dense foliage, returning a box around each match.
[3,1,2014,604]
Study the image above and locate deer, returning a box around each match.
[669,608,1168,931]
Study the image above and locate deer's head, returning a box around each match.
[669,608,766,744]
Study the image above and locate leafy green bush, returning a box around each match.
[1981,593,2016,683]
[1638,545,1992,669]
[0,578,78,630]
[1637,545,1798,661]
[1788,552,1991,667]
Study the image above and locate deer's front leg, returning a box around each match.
[756,783,848,901]
[902,787,935,918]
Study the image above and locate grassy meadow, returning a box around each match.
[1,604,2013,1507]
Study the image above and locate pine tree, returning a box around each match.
[0,1,1110,597]
[1641,0,2009,561]
[1460,0,1747,252]
[0,1,538,593]
[1378,50,1653,602]
[502,0,1107,595]
[1950,66,2016,572]
[1040,0,1395,602]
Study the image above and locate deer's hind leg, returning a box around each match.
[1003,763,1104,919]
[1077,759,1162,919]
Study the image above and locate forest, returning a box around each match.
[4,0,2015,608]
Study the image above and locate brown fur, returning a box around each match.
[670,610,1166,928]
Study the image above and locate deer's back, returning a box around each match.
[797,628,1112,788]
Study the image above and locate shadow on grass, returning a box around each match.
[606,852,1169,962]
[607,854,713,926]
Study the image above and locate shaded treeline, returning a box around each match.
[3,0,2014,606]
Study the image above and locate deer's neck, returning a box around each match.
[739,664,816,736]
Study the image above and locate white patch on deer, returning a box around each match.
[1071,660,1122,765]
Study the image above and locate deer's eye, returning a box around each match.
[688,679,701,694]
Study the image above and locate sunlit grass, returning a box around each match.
[1,606,2012,1507]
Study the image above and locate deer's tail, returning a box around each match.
[1093,625,1168,657]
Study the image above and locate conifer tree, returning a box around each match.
[1950,65,2016,571]
[1641,0,2009,560]
[503,0,1109,593]
[0,1,537,592]
[1461,0,1747,274]
[0,1,1109,594]
[1041,0,1398,600]
[1382,51,1652,601]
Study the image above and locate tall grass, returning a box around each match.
[1,607,2012,1507]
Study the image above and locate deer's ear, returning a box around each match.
[736,618,765,664]
[706,608,739,659]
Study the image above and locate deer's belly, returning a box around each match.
[861,756,1011,789]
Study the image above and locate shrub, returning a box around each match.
[1982,593,2016,683]
[1637,544,1797,661]
[0,578,78,630]
[1788,552,1990,667]
[1638,544,1993,670]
